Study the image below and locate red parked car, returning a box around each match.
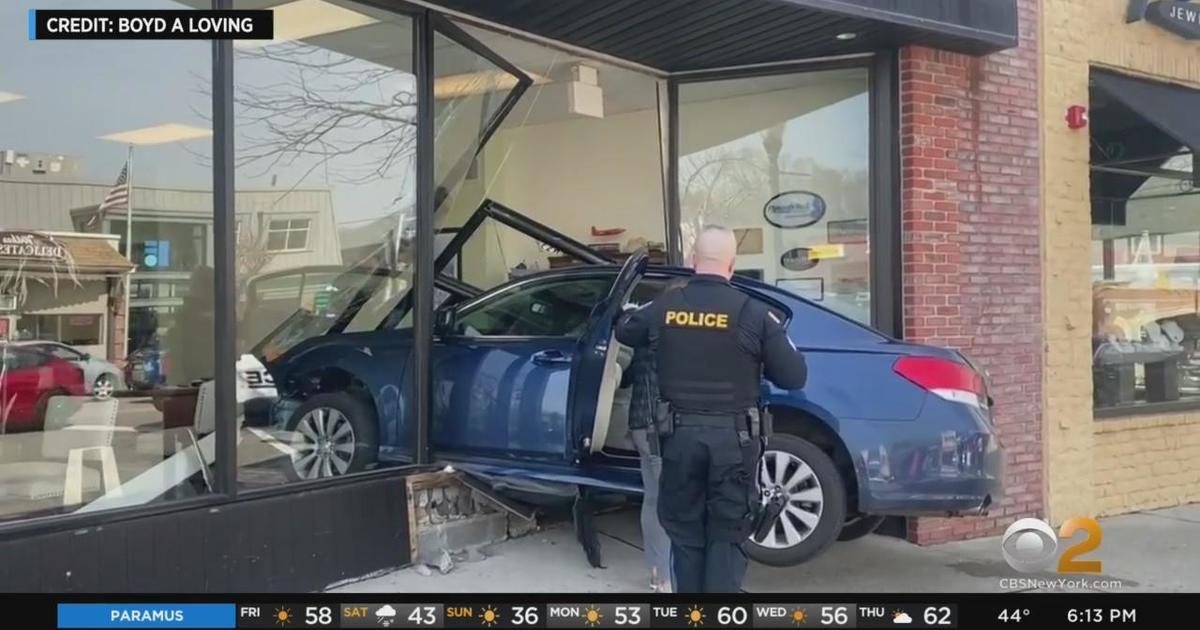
[0,345,87,433]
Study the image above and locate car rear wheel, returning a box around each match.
[284,392,377,481]
[745,433,846,567]
[837,514,886,541]
[93,374,116,400]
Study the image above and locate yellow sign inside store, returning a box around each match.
[807,244,846,260]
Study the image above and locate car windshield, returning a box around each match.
[252,265,401,361]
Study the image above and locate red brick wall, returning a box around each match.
[900,0,1042,544]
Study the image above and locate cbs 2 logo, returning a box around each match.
[1001,517,1103,574]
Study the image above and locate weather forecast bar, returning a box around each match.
[225,602,953,629]
[40,595,1178,630]
[49,597,1179,630]
[50,601,967,629]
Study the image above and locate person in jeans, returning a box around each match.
[622,278,688,592]
[622,342,673,592]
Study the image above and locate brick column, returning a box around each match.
[899,0,1042,544]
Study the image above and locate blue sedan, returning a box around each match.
[258,200,1003,567]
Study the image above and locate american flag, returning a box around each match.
[87,162,130,228]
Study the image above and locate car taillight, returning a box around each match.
[893,356,986,408]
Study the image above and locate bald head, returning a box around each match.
[691,225,738,279]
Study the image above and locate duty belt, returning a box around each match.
[674,413,738,428]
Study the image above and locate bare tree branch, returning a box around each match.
[192,43,418,212]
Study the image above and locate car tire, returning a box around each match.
[837,514,886,541]
[93,374,116,400]
[283,392,378,481]
[745,433,846,567]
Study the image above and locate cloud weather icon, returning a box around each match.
[376,605,397,618]
[892,611,913,624]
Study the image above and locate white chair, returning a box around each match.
[43,396,125,506]
[0,396,126,507]
[79,380,244,513]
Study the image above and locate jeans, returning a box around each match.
[630,428,672,589]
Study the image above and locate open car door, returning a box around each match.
[568,248,648,463]
[415,202,643,468]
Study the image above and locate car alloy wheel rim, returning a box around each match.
[290,407,356,479]
[94,375,114,399]
[751,449,824,549]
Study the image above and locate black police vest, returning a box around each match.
[653,283,761,413]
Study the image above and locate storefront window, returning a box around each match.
[233,1,417,488]
[1089,70,1200,413]
[1091,155,1200,410]
[14,315,103,347]
[0,0,213,522]
[678,68,871,323]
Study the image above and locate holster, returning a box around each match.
[744,405,782,539]
[738,410,765,537]
[753,492,787,541]
[745,406,774,442]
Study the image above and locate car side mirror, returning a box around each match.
[80,352,91,360]
[434,308,456,337]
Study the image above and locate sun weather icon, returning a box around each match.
[273,607,293,627]
[479,606,499,627]
[791,608,808,626]
[686,606,705,627]
[583,606,603,627]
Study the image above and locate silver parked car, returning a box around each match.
[10,341,125,399]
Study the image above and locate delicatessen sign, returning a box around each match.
[0,231,67,261]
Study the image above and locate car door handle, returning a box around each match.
[531,350,571,365]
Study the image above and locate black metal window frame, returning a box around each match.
[0,1,903,539]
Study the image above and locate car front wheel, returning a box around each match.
[93,374,116,400]
[745,433,846,567]
[284,392,378,481]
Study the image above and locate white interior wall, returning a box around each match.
[447,106,666,289]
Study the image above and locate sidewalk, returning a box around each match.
[329,505,1199,593]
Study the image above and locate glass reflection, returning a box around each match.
[0,0,213,522]
[678,69,871,323]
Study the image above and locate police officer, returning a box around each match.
[615,225,807,593]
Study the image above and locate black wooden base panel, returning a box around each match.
[0,475,411,593]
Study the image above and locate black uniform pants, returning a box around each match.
[657,418,754,593]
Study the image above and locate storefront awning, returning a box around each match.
[424,0,1018,72]
[1093,70,1200,156]
[0,233,133,276]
